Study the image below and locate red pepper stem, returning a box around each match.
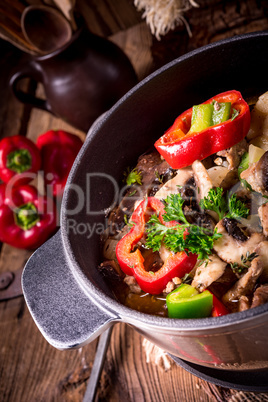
[7,149,32,173]
[14,202,39,231]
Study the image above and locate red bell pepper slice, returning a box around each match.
[211,293,230,317]
[0,183,57,249]
[0,135,41,185]
[37,130,83,196]
[116,197,197,294]
[206,290,229,317]
[155,90,251,169]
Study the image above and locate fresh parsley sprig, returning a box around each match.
[199,188,227,220]
[163,194,188,224]
[200,188,249,220]
[227,194,249,220]
[145,193,221,260]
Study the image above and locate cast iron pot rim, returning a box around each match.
[61,30,268,331]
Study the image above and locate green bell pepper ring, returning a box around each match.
[189,101,232,134]
[166,283,213,319]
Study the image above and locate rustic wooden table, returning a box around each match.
[0,1,268,401]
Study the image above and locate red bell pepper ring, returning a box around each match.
[116,197,197,294]
[0,183,57,249]
[155,90,251,169]
[37,130,83,196]
[0,135,41,185]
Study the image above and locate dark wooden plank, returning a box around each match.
[0,40,30,139]
[76,0,142,37]
[0,1,268,402]
[150,0,268,70]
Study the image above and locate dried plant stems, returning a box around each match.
[134,0,199,40]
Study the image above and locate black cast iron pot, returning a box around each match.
[23,31,268,371]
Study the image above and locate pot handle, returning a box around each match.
[22,230,118,350]
[9,60,51,112]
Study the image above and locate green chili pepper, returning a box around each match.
[166,283,213,319]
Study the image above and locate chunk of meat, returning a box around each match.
[208,265,238,300]
[108,150,172,235]
[217,139,248,170]
[163,280,175,294]
[124,275,142,294]
[247,91,268,141]
[258,202,268,236]
[192,255,227,292]
[192,160,213,200]
[238,296,251,311]
[98,260,125,281]
[251,284,268,309]
[254,241,268,283]
[222,257,263,311]
[213,220,265,265]
[154,167,193,200]
[240,151,268,196]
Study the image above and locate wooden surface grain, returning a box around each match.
[0,1,268,401]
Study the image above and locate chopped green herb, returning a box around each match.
[238,152,252,191]
[231,108,239,121]
[155,170,164,184]
[241,251,258,265]
[181,273,192,284]
[230,251,258,274]
[128,189,137,197]
[124,214,135,227]
[124,167,142,186]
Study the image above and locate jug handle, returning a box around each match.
[22,230,119,350]
[9,61,52,113]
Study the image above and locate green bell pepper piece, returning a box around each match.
[238,152,252,191]
[189,102,232,134]
[238,152,249,177]
[212,102,231,125]
[189,104,214,133]
[166,283,213,319]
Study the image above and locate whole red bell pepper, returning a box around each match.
[0,135,41,185]
[155,90,250,169]
[37,130,83,196]
[0,183,57,249]
[116,197,197,294]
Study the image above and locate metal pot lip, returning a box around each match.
[61,30,268,331]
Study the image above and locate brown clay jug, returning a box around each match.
[9,26,138,132]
